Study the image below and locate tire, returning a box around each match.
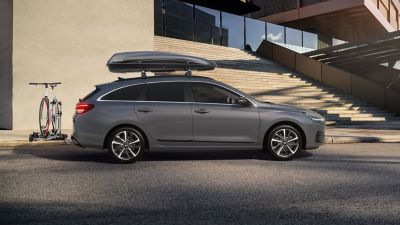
[265,125,303,161]
[107,127,145,163]
[39,97,50,138]
[52,102,62,134]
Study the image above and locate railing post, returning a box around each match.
[243,17,246,50]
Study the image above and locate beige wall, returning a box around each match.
[0,0,13,129]
[12,0,154,130]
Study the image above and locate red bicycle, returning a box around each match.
[29,82,62,138]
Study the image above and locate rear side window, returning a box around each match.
[145,82,185,102]
[102,84,144,101]
[81,87,101,101]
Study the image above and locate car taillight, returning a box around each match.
[75,102,94,114]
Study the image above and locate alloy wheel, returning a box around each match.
[270,128,300,158]
[111,130,142,161]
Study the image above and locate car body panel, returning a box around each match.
[134,101,193,145]
[72,76,325,151]
[192,102,260,146]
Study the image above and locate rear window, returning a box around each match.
[145,82,184,102]
[102,84,144,101]
[81,87,101,101]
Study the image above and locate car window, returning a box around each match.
[145,82,185,102]
[102,84,144,101]
[191,83,240,104]
[81,87,101,101]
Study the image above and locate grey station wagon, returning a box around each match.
[71,52,325,163]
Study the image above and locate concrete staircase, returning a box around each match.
[154,36,400,126]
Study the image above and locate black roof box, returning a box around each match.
[107,51,217,73]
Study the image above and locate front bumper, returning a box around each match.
[305,122,325,149]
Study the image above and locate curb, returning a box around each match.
[0,140,71,150]
[324,136,400,144]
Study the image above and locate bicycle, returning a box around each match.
[29,82,63,139]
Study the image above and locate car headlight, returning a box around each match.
[304,111,325,124]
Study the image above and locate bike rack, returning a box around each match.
[28,82,69,143]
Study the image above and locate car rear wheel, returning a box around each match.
[266,125,302,160]
[107,127,145,163]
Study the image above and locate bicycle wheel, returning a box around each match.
[39,97,50,137]
[52,101,62,134]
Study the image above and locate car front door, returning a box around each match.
[190,82,260,146]
[135,81,192,146]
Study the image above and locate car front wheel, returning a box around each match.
[107,127,145,163]
[266,125,302,160]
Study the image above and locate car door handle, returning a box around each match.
[194,109,210,114]
[137,108,153,113]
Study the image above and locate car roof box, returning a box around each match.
[107,51,217,73]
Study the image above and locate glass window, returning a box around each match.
[154,0,163,36]
[102,85,144,101]
[165,0,194,41]
[303,31,318,51]
[191,83,240,104]
[245,18,266,52]
[221,12,244,49]
[146,82,185,102]
[285,27,303,52]
[266,23,284,44]
[318,34,332,49]
[82,88,101,101]
[195,5,221,45]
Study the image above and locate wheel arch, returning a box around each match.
[103,124,149,150]
[263,121,306,150]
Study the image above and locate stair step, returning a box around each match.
[155,36,400,126]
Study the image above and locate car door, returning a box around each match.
[190,82,260,146]
[135,81,192,146]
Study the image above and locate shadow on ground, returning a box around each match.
[10,144,313,164]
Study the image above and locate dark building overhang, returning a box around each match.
[304,30,400,91]
[180,0,260,15]
[250,0,398,42]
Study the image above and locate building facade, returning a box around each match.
[0,0,398,130]
[250,0,400,42]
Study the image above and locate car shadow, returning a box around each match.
[10,144,313,164]
[142,149,313,161]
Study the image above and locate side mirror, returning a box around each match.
[237,97,251,107]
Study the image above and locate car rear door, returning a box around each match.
[135,81,192,146]
[190,82,260,146]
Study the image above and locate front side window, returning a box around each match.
[145,82,185,102]
[102,84,144,101]
[191,83,240,104]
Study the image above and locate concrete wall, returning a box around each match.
[296,54,321,81]
[12,0,154,130]
[257,40,400,116]
[0,0,13,129]
[351,75,385,108]
[321,64,352,95]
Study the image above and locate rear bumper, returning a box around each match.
[72,113,106,149]
[71,134,84,148]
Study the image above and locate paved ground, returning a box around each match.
[1,143,400,225]
[1,127,400,147]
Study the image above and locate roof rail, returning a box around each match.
[107,51,217,77]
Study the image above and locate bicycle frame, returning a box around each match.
[29,82,63,137]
